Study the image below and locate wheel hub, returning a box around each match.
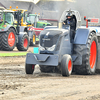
[33,35,35,44]
[8,32,15,47]
[68,60,72,72]
[24,38,28,48]
[90,41,97,69]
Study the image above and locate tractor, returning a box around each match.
[10,6,36,46]
[0,7,29,51]
[25,10,99,76]
[26,13,51,44]
[26,14,51,28]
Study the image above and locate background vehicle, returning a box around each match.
[11,7,36,46]
[26,14,51,43]
[26,14,51,28]
[0,7,30,51]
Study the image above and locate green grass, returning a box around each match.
[0,52,28,57]
[36,38,39,41]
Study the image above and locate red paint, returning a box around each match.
[68,60,72,72]
[84,16,99,28]
[24,38,28,48]
[28,27,44,36]
[91,18,99,23]
[34,28,44,36]
[90,41,97,69]
[8,32,15,47]
[86,19,88,28]
[32,65,34,69]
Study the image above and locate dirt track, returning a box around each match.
[0,56,100,100]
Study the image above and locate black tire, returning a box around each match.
[17,34,29,51]
[74,33,98,75]
[30,34,36,46]
[40,66,55,73]
[1,28,16,51]
[61,54,73,76]
[25,64,35,74]
[0,33,3,50]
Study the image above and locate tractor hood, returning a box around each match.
[39,28,68,48]
[40,29,63,36]
[40,29,62,47]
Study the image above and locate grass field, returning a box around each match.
[0,52,28,57]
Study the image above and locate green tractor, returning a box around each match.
[0,7,29,51]
[26,14,51,28]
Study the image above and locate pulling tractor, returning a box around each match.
[0,7,30,51]
[25,10,100,76]
[10,6,36,46]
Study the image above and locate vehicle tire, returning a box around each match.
[0,33,3,50]
[30,34,36,46]
[40,66,55,73]
[74,33,98,75]
[25,64,35,74]
[1,28,16,51]
[17,34,29,51]
[61,54,73,76]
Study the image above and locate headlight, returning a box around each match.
[39,45,45,51]
[47,45,56,51]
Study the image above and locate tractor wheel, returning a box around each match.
[74,33,98,75]
[0,33,3,50]
[61,54,73,76]
[40,66,55,73]
[25,64,35,74]
[17,34,29,51]
[2,28,16,51]
[30,34,36,46]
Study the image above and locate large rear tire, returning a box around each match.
[1,28,16,51]
[25,64,35,74]
[0,33,3,50]
[61,54,73,76]
[74,33,98,75]
[17,34,29,51]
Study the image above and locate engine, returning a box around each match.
[39,29,62,52]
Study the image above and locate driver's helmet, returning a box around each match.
[66,12,73,20]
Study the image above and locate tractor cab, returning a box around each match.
[59,10,81,30]
[0,7,14,29]
[12,9,28,26]
[59,10,82,42]
[26,14,51,28]
[26,14,38,27]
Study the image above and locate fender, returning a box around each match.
[74,28,96,44]
[19,26,27,32]
[17,32,27,44]
[0,25,17,33]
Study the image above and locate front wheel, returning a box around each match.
[61,54,73,76]
[17,34,29,51]
[2,28,16,51]
[25,64,35,74]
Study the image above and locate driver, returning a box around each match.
[63,12,76,31]
[63,12,76,42]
